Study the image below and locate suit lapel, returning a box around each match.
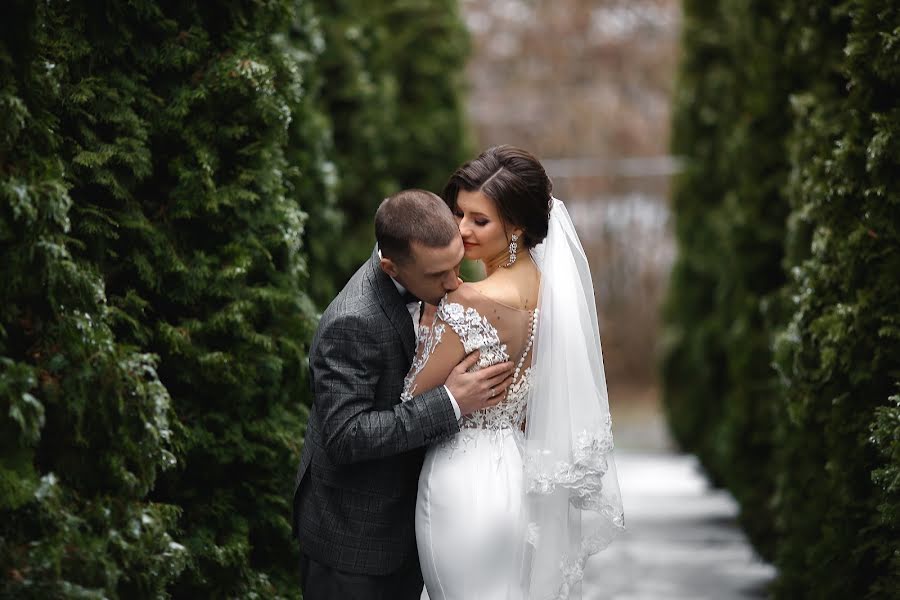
[366,248,416,359]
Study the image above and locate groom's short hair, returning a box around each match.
[376,189,459,264]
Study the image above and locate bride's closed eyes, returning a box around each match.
[452,209,489,227]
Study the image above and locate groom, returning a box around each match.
[292,189,514,599]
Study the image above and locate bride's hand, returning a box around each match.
[445,351,514,416]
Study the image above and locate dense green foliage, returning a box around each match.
[1,4,187,597]
[665,2,900,597]
[0,1,469,597]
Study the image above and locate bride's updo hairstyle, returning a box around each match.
[442,145,552,249]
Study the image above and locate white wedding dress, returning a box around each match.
[402,285,537,599]
[403,200,625,600]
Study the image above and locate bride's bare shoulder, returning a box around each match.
[468,279,505,300]
[442,282,505,311]
[466,277,538,312]
[443,282,482,306]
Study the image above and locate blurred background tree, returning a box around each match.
[662,0,792,557]
[308,0,470,304]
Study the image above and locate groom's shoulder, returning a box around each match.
[320,260,381,327]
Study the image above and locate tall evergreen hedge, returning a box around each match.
[665,2,900,597]
[662,0,731,476]
[1,1,469,597]
[1,3,187,597]
[773,3,900,596]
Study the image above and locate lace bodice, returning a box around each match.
[401,284,539,431]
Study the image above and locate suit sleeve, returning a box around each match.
[312,313,459,465]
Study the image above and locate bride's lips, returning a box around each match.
[463,241,478,249]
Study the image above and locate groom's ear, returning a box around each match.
[380,257,400,279]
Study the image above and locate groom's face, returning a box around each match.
[383,237,465,305]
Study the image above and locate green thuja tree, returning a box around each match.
[378,0,471,194]
[662,0,733,478]
[307,0,398,298]
[3,0,327,597]
[77,3,322,596]
[699,0,793,557]
[769,6,852,597]
[664,0,793,556]
[870,392,900,597]
[773,2,900,596]
[0,3,185,597]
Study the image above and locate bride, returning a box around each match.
[402,146,625,599]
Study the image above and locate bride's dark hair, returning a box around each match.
[442,145,552,249]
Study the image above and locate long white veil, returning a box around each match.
[522,198,625,599]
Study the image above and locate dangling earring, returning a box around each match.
[503,233,519,268]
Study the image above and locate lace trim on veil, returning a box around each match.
[524,423,625,597]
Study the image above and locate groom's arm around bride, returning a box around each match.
[292,189,513,600]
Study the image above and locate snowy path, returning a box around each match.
[583,452,775,599]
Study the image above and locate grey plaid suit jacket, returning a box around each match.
[292,247,460,576]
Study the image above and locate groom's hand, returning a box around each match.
[445,351,514,416]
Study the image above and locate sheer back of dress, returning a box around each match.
[401,283,538,431]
